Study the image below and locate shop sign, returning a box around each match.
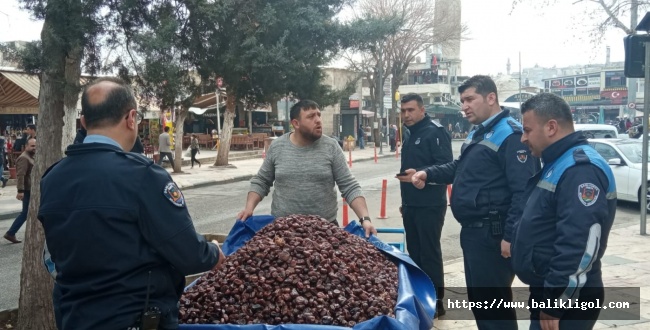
[587,75,600,87]
[1,107,38,115]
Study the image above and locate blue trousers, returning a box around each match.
[7,190,30,236]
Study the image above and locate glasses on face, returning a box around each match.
[125,110,144,123]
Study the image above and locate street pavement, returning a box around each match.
[1,139,649,329]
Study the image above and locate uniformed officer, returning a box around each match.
[411,75,538,329]
[514,93,616,330]
[395,93,453,317]
[39,77,224,330]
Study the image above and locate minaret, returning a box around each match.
[507,58,511,75]
[434,0,462,76]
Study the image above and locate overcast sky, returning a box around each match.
[0,0,631,76]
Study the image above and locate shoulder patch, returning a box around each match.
[517,150,528,163]
[163,182,185,207]
[578,183,600,206]
[431,120,443,128]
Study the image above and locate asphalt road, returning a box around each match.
[0,141,644,311]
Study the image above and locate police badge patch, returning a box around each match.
[578,183,600,207]
[415,138,421,145]
[163,182,185,207]
[516,150,528,163]
[485,131,494,139]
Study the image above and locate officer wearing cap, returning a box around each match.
[39,77,224,329]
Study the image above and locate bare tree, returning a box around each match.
[512,0,649,38]
[343,0,466,143]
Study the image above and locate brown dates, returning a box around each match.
[179,215,398,325]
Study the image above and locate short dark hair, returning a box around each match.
[81,77,137,129]
[290,99,320,121]
[458,75,499,103]
[520,93,573,128]
[400,93,424,108]
[26,124,36,131]
[164,126,170,132]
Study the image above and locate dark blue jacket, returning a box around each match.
[511,132,616,317]
[422,110,538,242]
[39,142,219,330]
[400,114,453,207]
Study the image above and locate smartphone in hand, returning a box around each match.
[396,172,407,176]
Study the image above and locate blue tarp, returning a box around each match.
[180,216,437,330]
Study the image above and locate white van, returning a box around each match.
[574,124,620,139]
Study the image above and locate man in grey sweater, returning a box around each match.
[157,126,173,165]
[237,100,377,237]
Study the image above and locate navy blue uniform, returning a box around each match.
[422,109,538,329]
[39,142,219,330]
[400,114,453,307]
[512,132,616,328]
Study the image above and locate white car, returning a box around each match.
[575,124,620,139]
[589,139,649,211]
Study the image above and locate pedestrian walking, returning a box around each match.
[3,138,35,244]
[395,93,453,318]
[190,134,201,168]
[514,93,616,330]
[357,124,365,149]
[157,126,174,165]
[410,75,539,330]
[39,77,223,329]
[237,99,377,238]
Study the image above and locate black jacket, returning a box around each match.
[39,143,218,329]
[400,114,453,207]
[423,110,539,242]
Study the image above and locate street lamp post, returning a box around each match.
[378,43,384,155]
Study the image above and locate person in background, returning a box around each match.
[389,124,397,152]
[357,124,365,149]
[3,138,36,244]
[0,137,7,188]
[157,126,174,165]
[190,134,201,169]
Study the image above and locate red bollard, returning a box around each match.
[447,185,452,206]
[374,143,378,163]
[378,179,388,219]
[348,148,352,168]
[342,198,349,226]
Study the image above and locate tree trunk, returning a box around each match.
[214,90,236,166]
[173,107,188,172]
[62,45,82,154]
[17,16,65,330]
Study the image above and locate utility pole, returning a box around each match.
[378,43,384,155]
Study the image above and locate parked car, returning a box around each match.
[575,124,620,139]
[589,139,650,211]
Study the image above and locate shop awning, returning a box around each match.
[0,71,40,114]
[361,110,375,117]
[424,104,462,115]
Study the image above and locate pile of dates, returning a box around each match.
[179,214,398,326]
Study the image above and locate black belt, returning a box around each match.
[461,218,491,228]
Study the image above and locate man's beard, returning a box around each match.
[298,126,322,142]
[27,151,35,157]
